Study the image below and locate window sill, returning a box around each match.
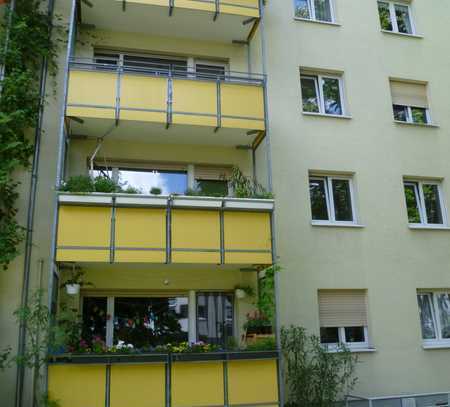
[409,224,450,231]
[311,221,365,228]
[293,17,341,27]
[326,347,376,354]
[394,120,439,128]
[381,29,424,39]
[422,342,450,350]
[303,112,352,120]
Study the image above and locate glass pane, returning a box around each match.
[301,77,319,113]
[124,55,188,76]
[196,64,226,80]
[393,104,408,121]
[314,0,332,22]
[422,184,443,224]
[411,107,428,124]
[322,78,342,115]
[196,180,228,197]
[320,327,339,344]
[114,297,188,348]
[377,1,393,30]
[118,169,187,195]
[437,294,450,339]
[344,327,365,343]
[309,178,329,221]
[294,0,311,19]
[417,294,437,340]
[332,179,353,222]
[404,183,421,223]
[196,293,233,347]
[82,297,107,345]
[395,4,412,34]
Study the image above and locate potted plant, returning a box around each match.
[61,269,92,295]
[150,187,162,195]
[235,285,255,300]
[243,310,272,335]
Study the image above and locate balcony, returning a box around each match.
[55,193,274,265]
[48,351,279,407]
[66,59,266,147]
[79,0,260,43]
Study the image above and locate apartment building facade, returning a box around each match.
[0,0,449,406]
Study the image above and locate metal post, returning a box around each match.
[166,74,173,129]
[110,198,116,264]
[213,0,219,21]
[165,357,172,407]
[223,357,229,407]
[220,202,225,265]
[105,365,111,407]
[166,197,172,263]
[115,58,122,125]
[215,79,222,132]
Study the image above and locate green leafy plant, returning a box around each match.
[59,175,95,193]
[245,336,276,351]
[122,185,141,194]
[281,326,358,407]
[94,175,120,193]
[257,264,280,323]
[60,269,92,288]
[0,346,12,370]
[0,0,60,271]
[229,166,273,199]
[235,285,255,298]
[243,310,272,334]
[150,186,162,195]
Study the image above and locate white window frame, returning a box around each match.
[418,292,450,348]
[404,180,447,227]
[321,326,369,351]
[295,0,335,23]
[301,74,345,116]
[310,175,357,225]
[394,105,431,124]
[378,1,416,35]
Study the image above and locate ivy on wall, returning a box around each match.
[0,0,58,270]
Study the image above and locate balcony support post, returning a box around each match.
[188,290,197,343]
[219,202,225,264]
[169,0,174,16]
[166,197,172,263]
[215,79,222,133]
[223,356,230,406]
[213,0,219,21]
[105,364,111,407]
[115,60,122,126]
[110,197,116,264]
[165,357,172,407]
[166,74,173,129]
[122,0,126,11]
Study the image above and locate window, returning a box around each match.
[309,175,356,224]
[377,1,414,34]
[318,290,370,350]
[403,180,446,226]
[195,60,227,80]
[196,293,234,346]
[390,80,430,124]
[194,165,231,197]
[417,292,450,347]
[294,0,334,23]
[301,73,344,116]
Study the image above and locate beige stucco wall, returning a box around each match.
[265,0,450,397]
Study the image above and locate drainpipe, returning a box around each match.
[15,0,56,406]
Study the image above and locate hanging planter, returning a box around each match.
[235,289,247,299]
[65,284,80,295]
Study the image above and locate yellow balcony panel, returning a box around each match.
[48,365,106,407]
[172,78,218,127]
[228,359,279,405]
[171,361,224,407]
[56,205,112,262]
[110,364,166,407]
[114,207,166,263]
[120,74,167,123]
[171,209,221,263]
[221,82,265,130]
[224,211,272,264]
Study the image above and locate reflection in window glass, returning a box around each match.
[411,107,428,124]
[82,297,108,345]
[332,179,353,222]
[377,1,393,30]
[196,293,233,346]
[314,0,332,22]
[114,297,188,348]
[417,294,437,340]
[309,178,329,221]
[294,0,310,18]
[393,104,408,122]
[344,327,365,343]
[403,183,421,224]
[320,327,339,344]
[196,180,228,197]
[437,294,450,339]
[301,77,319,113]
[118,169,187,195]
[422,184,443,225]
[322,78,342,115]
[395,4,412,34]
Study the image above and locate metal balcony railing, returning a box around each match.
[346,392,450,407]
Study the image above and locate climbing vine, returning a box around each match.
[0,0,59,270]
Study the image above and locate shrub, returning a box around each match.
[59,175,94,193]
[245,336,276,351]
[94,175,120,193]
[150,186,162,195]
[281,326,358,407]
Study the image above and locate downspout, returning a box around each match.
[258,1,285,406]
[15,0,56,406]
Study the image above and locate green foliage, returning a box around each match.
[59,175,95,193]
[257,264,280,323]
[245,336,276,351]
[0,346,12,370]
[0,0,59,270]
[93,175,120,193]
[235,285,255,298]
[281,326,358,407]
[150,186,162,195]
[60,268,92,287]
[229,166,273,199]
